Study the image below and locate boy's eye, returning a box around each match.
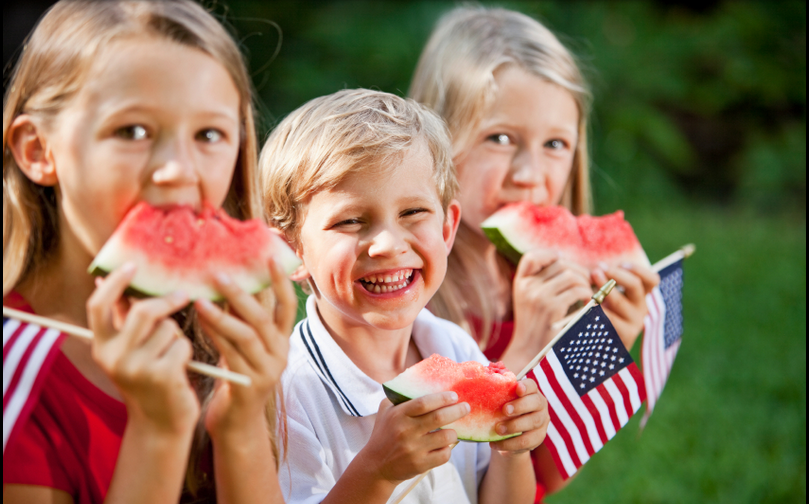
[402,208,427,217]
[487,133,512,146]
[197,129,224,143]
[115,125,148,140]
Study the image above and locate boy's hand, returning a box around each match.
[358,392,470,483]
[490,378,549,454]
[592,263,660,351]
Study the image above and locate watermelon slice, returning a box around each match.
[88,202,300,300]
[481,203,650,270]
[383,354,520,442]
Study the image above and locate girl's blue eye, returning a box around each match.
[546,139,567,150]
[487,134,511,146]
[197,129,223,143]
[115,125,148,140]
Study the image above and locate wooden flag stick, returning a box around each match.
[517,279,616,380]
[550,244,696,332]
[3,306,252,387]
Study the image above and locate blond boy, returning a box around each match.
[260,89,549,504]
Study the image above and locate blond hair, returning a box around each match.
[260,88,457,248]
[409,6,593,348]
[2,0,277,496]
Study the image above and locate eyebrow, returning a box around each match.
[98,101,239,124]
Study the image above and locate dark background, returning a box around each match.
[5,1,805,502]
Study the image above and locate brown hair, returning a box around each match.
[260,88,457,248]
[409,6,593,348]
[2,0,277,497]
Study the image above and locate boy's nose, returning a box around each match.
[367,228,408,257]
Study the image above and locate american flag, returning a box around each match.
[529,305,646,480]
[3,315,66,453]
[641,259,684,426]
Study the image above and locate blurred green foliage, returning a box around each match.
[221,0,805,214]
[216,1,805,502]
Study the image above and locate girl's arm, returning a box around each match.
[194,259,297,504]
[87,264,201,503]
[479,379,549,504]
[499,249,592,374]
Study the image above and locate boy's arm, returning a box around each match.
[319,451,400,504]
[479,450,536,504]
[478,378,550,504]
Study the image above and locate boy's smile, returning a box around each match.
[296,140,460,337]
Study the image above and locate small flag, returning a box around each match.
[3,315,66,453]
[529,305,646,480]
[641,259,684,426]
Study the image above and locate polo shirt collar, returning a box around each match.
[298,296,460,418]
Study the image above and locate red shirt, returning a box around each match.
[3,298,127,504]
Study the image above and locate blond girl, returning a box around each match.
[3,1,294,503]
[410,6,660,497]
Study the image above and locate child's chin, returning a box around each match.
[361,309,423,331]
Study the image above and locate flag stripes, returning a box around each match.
[641,260,684,426]
[531,305,646,480]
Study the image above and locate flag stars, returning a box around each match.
[599,370,605,376]
[619,357,625,363]
[609,364,615,370]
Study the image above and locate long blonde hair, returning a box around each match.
[409,6,593,349]
[2,0,278,497]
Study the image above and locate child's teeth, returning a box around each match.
[373,285,381,293]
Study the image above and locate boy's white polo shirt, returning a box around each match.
[279,296,491,504]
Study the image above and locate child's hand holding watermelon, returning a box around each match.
[194,258,297,435]
[342,392,471,494]
[510,248,594,353]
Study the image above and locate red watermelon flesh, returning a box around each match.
[481,202,649,270]
[383,354,520,442]
[88,201,300,300]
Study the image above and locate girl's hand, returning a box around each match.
[86,263,199,434]
[511,249,593,353]
[592,263,660,350]
[195,258,297,438]
[490,379,549,455]
[358,392,470,483]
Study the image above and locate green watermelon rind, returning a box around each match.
[88,264,270,302]
[382,384,520,443]
[482,225,524,266]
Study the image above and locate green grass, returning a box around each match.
[545,204,806,504]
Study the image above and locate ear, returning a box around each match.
[7,115,58,186]
[289,244,311,282]
[442,199,462,254]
